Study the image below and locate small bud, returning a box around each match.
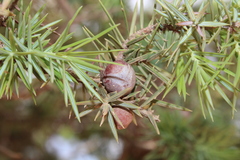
[113,107,133,130]
[101,60,136,96]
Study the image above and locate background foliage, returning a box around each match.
[0,0,239,159]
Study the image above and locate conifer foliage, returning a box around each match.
[0,0,239,140]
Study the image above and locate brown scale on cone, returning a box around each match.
[101,60,136,96]
[113,107,133,130]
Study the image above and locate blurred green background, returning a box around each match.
[0,0,239,160]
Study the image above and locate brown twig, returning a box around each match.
[116,22,184,60]
[40,23,61,36]
[8,0,19,11]
[117,24,158,60]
